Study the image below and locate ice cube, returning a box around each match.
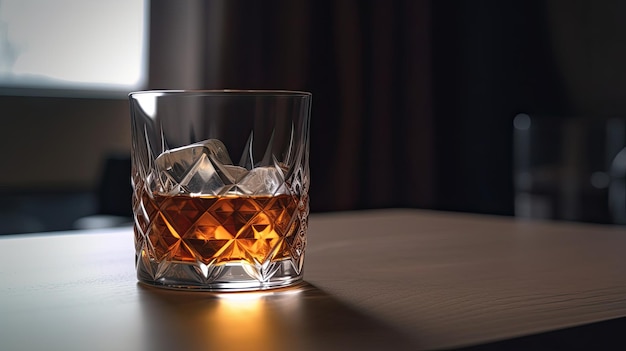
[155,139,238,195]
[180,153,224,195]
[238,166,286,195]
[222,165,248,183]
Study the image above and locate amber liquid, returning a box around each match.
[136,192,303,266]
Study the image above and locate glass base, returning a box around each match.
[136,255,304,292]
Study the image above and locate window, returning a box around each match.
[0,0,148,98]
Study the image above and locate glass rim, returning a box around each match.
[129,89,312,98]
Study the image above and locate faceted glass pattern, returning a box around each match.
[132,173,308,289]
[130,90,311,291]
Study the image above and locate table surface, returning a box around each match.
[1,209,626,350]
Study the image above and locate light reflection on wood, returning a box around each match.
[136,282,419,351]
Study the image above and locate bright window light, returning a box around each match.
[0,0,148,97]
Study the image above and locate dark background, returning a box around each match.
[433,0,568,216]
[2,0,625,233]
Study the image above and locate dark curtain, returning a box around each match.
[206,0,434,212]
[148,0,578,218]
[431,1,572,216]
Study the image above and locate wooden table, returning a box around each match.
[1,209,625,350]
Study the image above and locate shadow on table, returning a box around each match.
[456,316,626,351]
[136,281,420,351]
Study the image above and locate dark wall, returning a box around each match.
[432,1,569,215]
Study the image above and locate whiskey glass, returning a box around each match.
[129,90,311,291]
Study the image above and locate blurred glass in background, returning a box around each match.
[514,114,626,225]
